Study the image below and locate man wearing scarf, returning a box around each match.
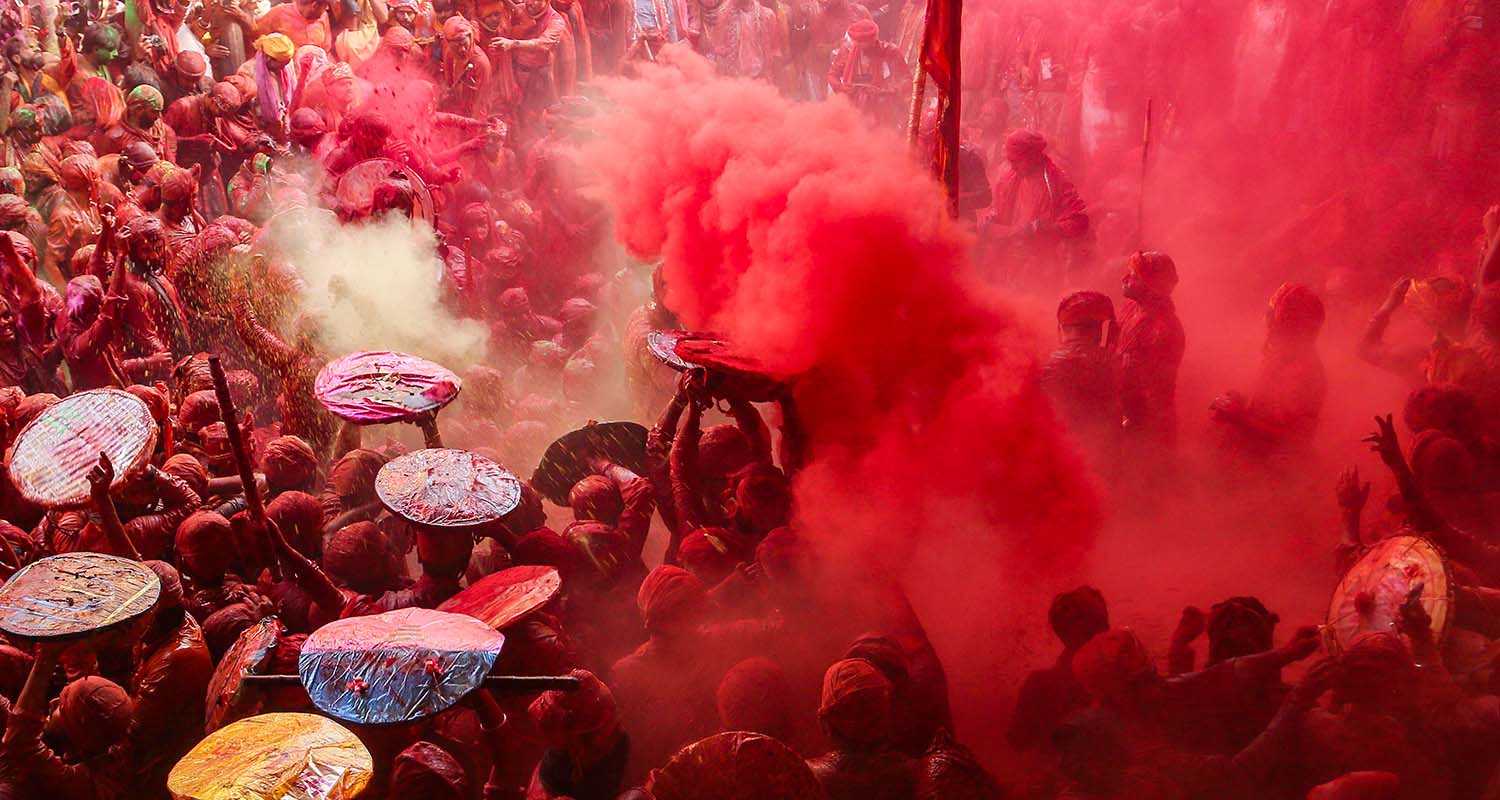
[239,33,300,139]
[440,16,497,117]
[1118,249,1185,447]
[492,1,569,118]
[827,19,903,120]
[984,128,1089,286]
[254,0,334,51]
[98,85,178,163]
[698,0,782,79]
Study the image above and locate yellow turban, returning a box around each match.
[255,33,296,61]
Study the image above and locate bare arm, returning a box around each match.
[86,453,142,561]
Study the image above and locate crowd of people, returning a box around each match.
[0,0,1488,795]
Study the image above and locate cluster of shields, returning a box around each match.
[0,332,803,798]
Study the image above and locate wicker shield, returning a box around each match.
[530,421,648,506]
[376,448,522,529]
[334,157,435,222]
[314,351,462,425]
[205,616,285,732]
[1326,535,1452,654]
[168,712,373,800]
[9,389,158,508]
[0,553,161,640]
[299,608,505,725]
[437,566,561,630]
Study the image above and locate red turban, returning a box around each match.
[636,565,706,633]
[261,435,317,490]
[528,668,618,744]
[1402,383,1475,436]
[1267,282,1324,335]
[390,741,470,800]
[175,49,209,79]
[499,482,548,537]
[324,521,397,594]
[1409,430,1476,493]
[175,511,235,581]
[1073,629,1152,702]
[178,389,221,433]
[145,559,185,611]
[124,383,169,428]
[322,449,387,515]
[161,166,197,204]
[819,658,892,745]
[1126,250,1178,296]
[162,453,210,501]
[568,475,623,522]
[847,18,879,42]
[1057,291,1115,326]
[202,602,260,659]
[1307,772,1400,800]
[57,154,99,192]
[266,490,324,557]
[698,425,753,478]
[382,24,417,52]
[0,198,32,229]
[678,527,741,585]
[1003,129,1047,162]
[290,107,328,139]
[56,676,133,754]
[442,15,475,41]
[717,657,791,735]
[755,526,807,581]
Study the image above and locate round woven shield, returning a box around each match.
[334,157,435,222]
[438,566,561,630]
[647,731,825,800]
[530,421,648,506]
[314,351,462,425]
[205,616,285,732]
[1326,535,1452,654]
[376,448,522,528]
[168,712,373,800]
[0,553,161,640]
[299,608,506,725]
[9,388,158,508]
[646,329,700,371]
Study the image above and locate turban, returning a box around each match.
[1402,383,1474,436]
[126,84,164,113]
[56,676,133,754]
[1206,596,1277,663]
[1126,250,1178,296]
[1048,586,1109,645]
[65,276,104,325]
[324,449,387,505]
[568,475,622,522]
[678,527,741,585]
[124,383,169,426]
[178,389,221,432]
[1409,430,1476,493]
[266,491,324,557]
[202,603,260,659]
[324,521,397,594]
[498,286,531,313]
[382,24,417,52]
[847,18,879,42]
[1004,129,1047,161]
[636,565,706,633]
[160,166,198,203]
[162,453,210,500]
[0,169,24,195]
[844,633,909,684]
[558,297,596,326]
[1,230,35,265]
[390,742,469,800]
[819,658,892,745]
[500,482,548,535]
[698,425,753,478]
[1057,290,1115,326]
[145,559,184,611]
[209,81,243,110]
[57,154,99,191]
[175,511,236,581]
[290,107,328,139]
[1073,629,1152,702]
[121,140,159,170]
[734,463,789,529]
[528,668,617,743]
[1307,772,1400,800]
[717,657,791,734]
[10,106,37,131]
[755,526,807,580]
[1267,282,1325,335]
[0,195,29,228]
[255,33,296,62]
[443,14,475,40]
[175,49,209,79]
[1339,632,1416,696]
[262,435,317,489]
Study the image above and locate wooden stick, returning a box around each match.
[242,674,583,691]
[208,355,279,579]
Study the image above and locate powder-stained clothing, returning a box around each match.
[1118,295,1185,443]
[130,614,215,789]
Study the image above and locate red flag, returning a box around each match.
[911,0,962,213]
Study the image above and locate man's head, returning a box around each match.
[82,23,121,65]
[636,565,706,635]
[443,15,476,51]
[390,0,420,30]
[255,33,296,69]
[173,50,209,89]
[57,153,100,198]
[1049,585,1108,650]
[568,475,623,525]
[51,676,134,756]
[1121,250,1178,301]
[208,81,242,116]
[1206,596,1277,665]
[1333,632,1416,709]
[523,0,549,17]
[1056,290,1116,346]
[1072,628,1155,707]
[0,298,17,347]
[123,215,168,269]
[121,141,159,183]
[126,84,165,127]
[528,669,620,762]
[415,528,474,580]
[294,0,327,19]
[1266,282,1324,341]
[818,658,893,747]
[5,35,46,72]
[1004,129,1048,175]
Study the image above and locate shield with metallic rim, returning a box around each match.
[9,388,159,508]
[530,421,648,506]
[1326,535,1451,654]
[168,712,373,800]
[0,553,161,640]
[438,566,561,630]
[647,731,826,800]
[314,351,461,425]
[206,616,284,732]
[299,608,505,725]
[376,448,522,529]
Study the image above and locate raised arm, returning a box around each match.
[86,453,142,561]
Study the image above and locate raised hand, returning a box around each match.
[86,451,115,497]
[1362,414,1402,467]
